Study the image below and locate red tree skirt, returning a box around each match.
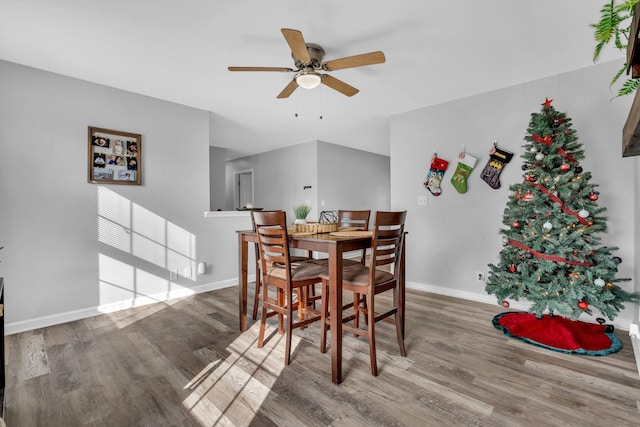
[493,312,621,356]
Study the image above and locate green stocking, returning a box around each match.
[450,153,478,194]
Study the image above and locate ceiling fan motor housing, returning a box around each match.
[293,43,325,70]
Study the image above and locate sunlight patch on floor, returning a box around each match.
[182,322,299,426]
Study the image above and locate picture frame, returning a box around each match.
[88,126,141,185]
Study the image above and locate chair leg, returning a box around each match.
[396,309,407,357]
[367,294,378,376]
[252,274,261,320]
[258,285,268,348]
[320,279,329,354]
[308,283,317,310]
[284,294,294,365]
[353,292,361,336]
[277,289,285,334]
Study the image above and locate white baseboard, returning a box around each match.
[5,276,251,335]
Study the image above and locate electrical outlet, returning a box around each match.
[418,196,428,206]
[475,271,486,282]
[184,267,192,278]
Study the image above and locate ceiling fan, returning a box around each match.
[228,28,386,98]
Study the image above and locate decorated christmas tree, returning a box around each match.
[486,98,638,321]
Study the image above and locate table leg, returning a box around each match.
[238,233,249,331]
[329,244,343,384]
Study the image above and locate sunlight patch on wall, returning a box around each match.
[97,186,197,279]
[98,253,194,313]
[97,186,198,313]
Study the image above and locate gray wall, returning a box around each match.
[391,59,638,328]
[317,141,390,213]
[226,141,319,222]
[0,60,242,333]
[225,140,391,222]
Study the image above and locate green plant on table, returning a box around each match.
[294,204,312,220]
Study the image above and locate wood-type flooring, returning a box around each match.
[4,286,640,426]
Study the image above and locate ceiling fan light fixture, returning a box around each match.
[295,71,322,89]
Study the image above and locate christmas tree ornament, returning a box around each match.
[535,153,545,161]
[502,300,510,308]
[423,153,449,196]
[613,256,622,264]
[512,221,521,228]
[521,164,529,171]
[480,142,514,189]
[450,147,478,194]
[485,98,639,322]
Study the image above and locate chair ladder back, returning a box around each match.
[338,210,371,230]
[252,211,292,280]
[371,211,407,274]
[257,228,289,268]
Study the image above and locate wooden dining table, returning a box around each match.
[237,229,406,384]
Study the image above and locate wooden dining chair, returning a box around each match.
[251,211,313,320]
[252,210,328,365]
[320,210,407,376]
[338,209,371,265]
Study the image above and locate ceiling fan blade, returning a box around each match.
[322,51,386,71]
[228,66,293,72]
[281,28,311,64]
[321,75,359,97]
[277,79,299,99]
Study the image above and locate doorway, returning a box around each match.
[234,169,254,209]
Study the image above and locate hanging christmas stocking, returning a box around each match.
[480,145,513,189]
[450,152,478,194]
[423,155,449,196]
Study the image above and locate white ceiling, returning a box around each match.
[0,1,623,159]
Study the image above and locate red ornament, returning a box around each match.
[578,301,588,310]
[560,163,570,172]
[525,175,535,182]
[522,192,535,202]
[512,221,521,228]
[502,300,510,308]
[589,193,599,201]
[508,265,517,273]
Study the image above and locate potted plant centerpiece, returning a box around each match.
[294,204,311,225]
